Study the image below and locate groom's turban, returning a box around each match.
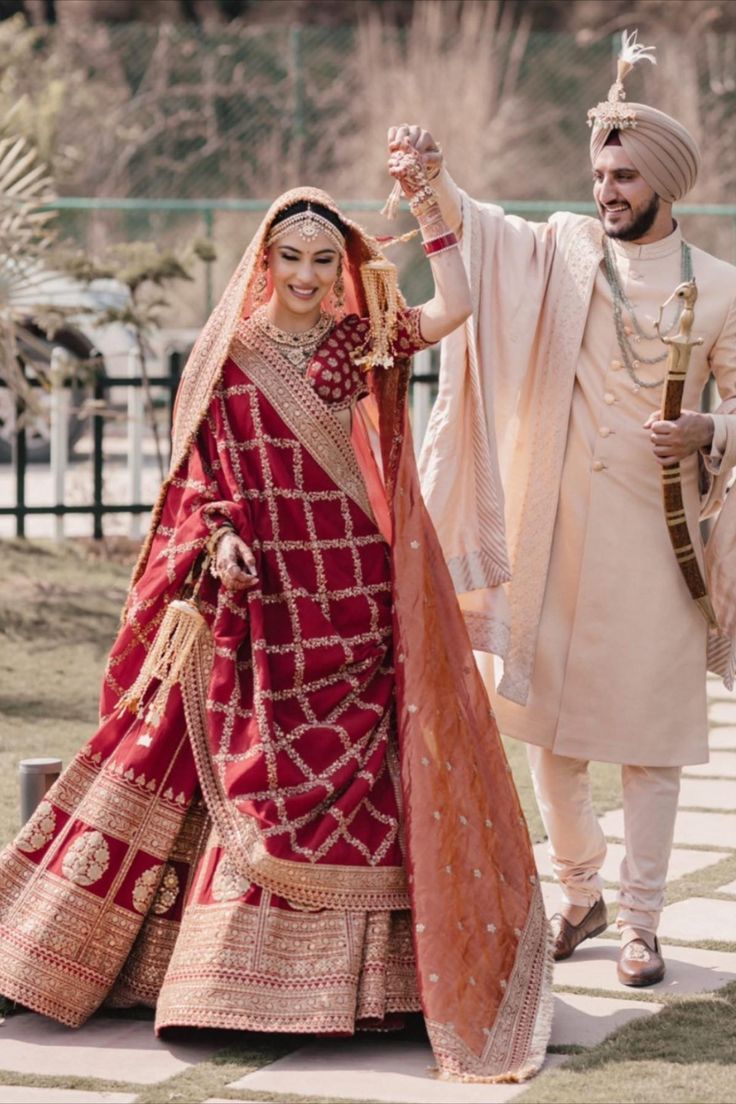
[589,103,701,203]
[587,31,701,203]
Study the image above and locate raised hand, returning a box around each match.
[387,142,431,197]
[387,124,443,179]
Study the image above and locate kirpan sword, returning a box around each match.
[656,279,718,629]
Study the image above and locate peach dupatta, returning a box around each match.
[354,367,552,1081]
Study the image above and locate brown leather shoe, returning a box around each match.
[549,896,608,961]
[617,936,665,987]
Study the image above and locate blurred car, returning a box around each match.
[0,275,136,464]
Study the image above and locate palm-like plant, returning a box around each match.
[0,117,58,421]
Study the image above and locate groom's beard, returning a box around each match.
[600,192,661,241]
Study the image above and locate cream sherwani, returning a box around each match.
[497,226,731,766]
[421,174,736,931]
[422,173,736,769]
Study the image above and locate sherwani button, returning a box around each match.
[599,427,611,437]
[611,359,623,370]
[592,460,607,471]
[604,393,615,404]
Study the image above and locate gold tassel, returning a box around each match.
[380,180,403,220]
[354,257,400,371]
[118,598,212,726]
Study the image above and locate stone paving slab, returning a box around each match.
[677,778,736,810]
[0,1092,136,1103]
[533,841,728,884]
[684,752,736,778]
[549,993,660,1047]
[717,879,736,894]
[554,939,736,995]
[598,808,736,849]
[0,1014,224,1086]
[708,701,736,724]
[708,727,736,750]
[658,897,736,943]
[229,1038,566,1104]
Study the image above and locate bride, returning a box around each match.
[0,147,551,1082]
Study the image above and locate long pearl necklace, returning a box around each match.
[602,238,693,390]
[251,306,332,373]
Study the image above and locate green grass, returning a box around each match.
[517,982,736,1104]
[0,539,131,845]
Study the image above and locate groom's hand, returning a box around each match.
[387,124,443,178]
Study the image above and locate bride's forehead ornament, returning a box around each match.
[266,202,346,253]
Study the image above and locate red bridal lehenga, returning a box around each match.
[0,188,552,1082]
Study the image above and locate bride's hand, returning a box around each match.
[214,532,259,591]
[387,140,430,197]
[387,124,443,179]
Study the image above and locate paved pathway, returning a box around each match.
[0,679,733,1103]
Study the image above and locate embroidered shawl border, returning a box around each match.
[496,216,604,705]
[231,323,376,526]
[425,883,552,1081]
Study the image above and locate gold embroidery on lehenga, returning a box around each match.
[61,831,110,887]
[154,896,420,1035]
[132,865,164,913]
[16,801,56,853]
[152,865,180,915]
[211,855,251,902]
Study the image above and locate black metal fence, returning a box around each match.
[1,350,438,540]
[0,352,184,539]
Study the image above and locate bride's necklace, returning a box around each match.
[251,306,332,372]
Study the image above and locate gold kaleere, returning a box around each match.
[381,179,403,220]
[354,257,400,371]
[118,598,213,726]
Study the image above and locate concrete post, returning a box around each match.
[19,758,62,825]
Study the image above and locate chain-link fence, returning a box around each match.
[3,11,736,328]
[4,11,736,204]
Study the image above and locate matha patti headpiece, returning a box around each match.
[587,29,657,132]
[266,203,346,253]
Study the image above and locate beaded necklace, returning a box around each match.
[602,237,692,389]
[251,306,332,373]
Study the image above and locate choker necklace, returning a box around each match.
[251,306,332,372]
[602,238,692,390]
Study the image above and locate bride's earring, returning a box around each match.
[252,254,268,307]
[333,268,345,314]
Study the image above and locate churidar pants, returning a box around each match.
[527,745,681,933]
